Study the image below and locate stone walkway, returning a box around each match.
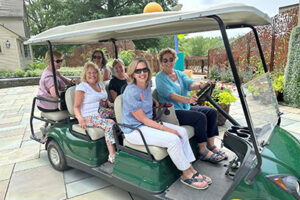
[0,85,300,200]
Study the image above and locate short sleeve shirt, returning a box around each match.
[76,82,107,118]
[108,76,127,96]
[121,82,153,134]
[156,70,194,110]
[37,68,65,110]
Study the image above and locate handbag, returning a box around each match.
[98,100,115,119]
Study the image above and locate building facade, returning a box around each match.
[0,0,32,71]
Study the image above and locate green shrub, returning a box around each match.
[59,67,83,76]
[119,49,135,67]
[26,57,47,70]
[284,26,300,107]
[13,70,25,78]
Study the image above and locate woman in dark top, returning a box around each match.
[108,59,127,102]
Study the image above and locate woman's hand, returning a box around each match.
[78,117,86,130]
[187,95,198,104]
[107,100,114,108]
[200,80,215,89]
[71,78,80,84]
[164,126,182,139]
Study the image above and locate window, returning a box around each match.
[24,45,31,58]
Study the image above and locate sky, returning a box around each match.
[177,0,299,38]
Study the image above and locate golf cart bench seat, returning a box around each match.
[114,94,195,161]
[65,86,105,141]
[41,110,69,122]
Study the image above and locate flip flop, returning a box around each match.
[208,145,228,160]
[180,177,208,190]
[200,149,224,164]
[192,172,212,185]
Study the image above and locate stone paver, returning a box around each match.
[0,84,299,200]
[0,164,14,181]
[6,165,66,200]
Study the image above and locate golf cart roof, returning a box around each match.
[25,3,271,45]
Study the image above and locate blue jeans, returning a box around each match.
[175,106,219,143]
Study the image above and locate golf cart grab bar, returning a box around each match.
[113,123,154,162]
[47,40,61,99]
[209,15,262,184]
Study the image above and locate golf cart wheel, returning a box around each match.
[47,140,68,171]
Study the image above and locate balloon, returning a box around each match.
[177,34,184,40]
[143,2,163,13]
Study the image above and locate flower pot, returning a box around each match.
[217,103,230,126]
[275,91,284,102]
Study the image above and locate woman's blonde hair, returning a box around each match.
[158,48,177,65]
[127,58,152,84]
[80,62,102,83]
[45,50,63,64]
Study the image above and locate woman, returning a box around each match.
[91,50,111,81]
[155,48,227,164]
[122,58,211,189]
[108,59,128,102]
[74,62,116,163]
[37,50,78,137]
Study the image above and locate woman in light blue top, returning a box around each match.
[122,57,210,190]
[156,48,227,164]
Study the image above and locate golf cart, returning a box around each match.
[26,3,300,200]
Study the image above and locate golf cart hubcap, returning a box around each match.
[50,148,60,166]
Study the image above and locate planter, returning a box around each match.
[217,103,230,126]
[275,91,284,102]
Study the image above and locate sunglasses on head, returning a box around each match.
[92,55,102,59]
[162,57,174,63]
[55,59,63,63]
[134,67,149,74]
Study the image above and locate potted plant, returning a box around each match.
[272,74,284,101]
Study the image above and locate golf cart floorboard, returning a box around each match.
[165,159,234,200]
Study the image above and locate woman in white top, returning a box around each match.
[74,62,116,163]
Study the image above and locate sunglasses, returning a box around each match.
[92,55,102,59]
[162,57,174,63]
[134,67,149,74]
[55,59,63,63]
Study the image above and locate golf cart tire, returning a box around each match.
[47,140,68,171]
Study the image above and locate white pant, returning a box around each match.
[125,122,195,171]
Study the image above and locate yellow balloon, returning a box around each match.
[177,34,184,40]
[143,2,163,13]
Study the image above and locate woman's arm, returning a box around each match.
[74,91,86,129]
[189,80,215,90]
[49,86,59,99]
[131,109,181,138]
[170,93,198,104]
[109,89,118,102]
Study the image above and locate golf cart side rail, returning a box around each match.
[209,15,262,184]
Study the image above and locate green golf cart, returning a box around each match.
[26,3,300,200]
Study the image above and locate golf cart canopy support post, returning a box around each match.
[47,40,61,99]
[210,15,262,184]
[99,39,118,59]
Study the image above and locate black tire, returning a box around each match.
[47,140,68,171]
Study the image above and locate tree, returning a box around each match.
[25,0,178,57]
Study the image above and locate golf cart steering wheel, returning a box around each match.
[196,83,215,105]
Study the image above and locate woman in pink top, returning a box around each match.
[37,50,77,136]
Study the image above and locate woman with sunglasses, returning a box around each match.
[37,50,78,139]
[155,48,227,164]
[91,50,111,82]
[122,58,210,190]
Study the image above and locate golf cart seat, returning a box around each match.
[40,110,69,122]
[65,86,105,141]
[114,94,195,161]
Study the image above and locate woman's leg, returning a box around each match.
[84,115,116,158]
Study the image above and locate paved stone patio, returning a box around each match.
[0,85,299,200]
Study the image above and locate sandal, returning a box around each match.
[199,149,224,164]
[180,177,208,190]
[192,172,212,185]
[108,155,115,164]
[208,145,228,160]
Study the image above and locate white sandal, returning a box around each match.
[108,155,115,164]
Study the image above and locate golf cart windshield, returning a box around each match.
[242,73,280,148]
